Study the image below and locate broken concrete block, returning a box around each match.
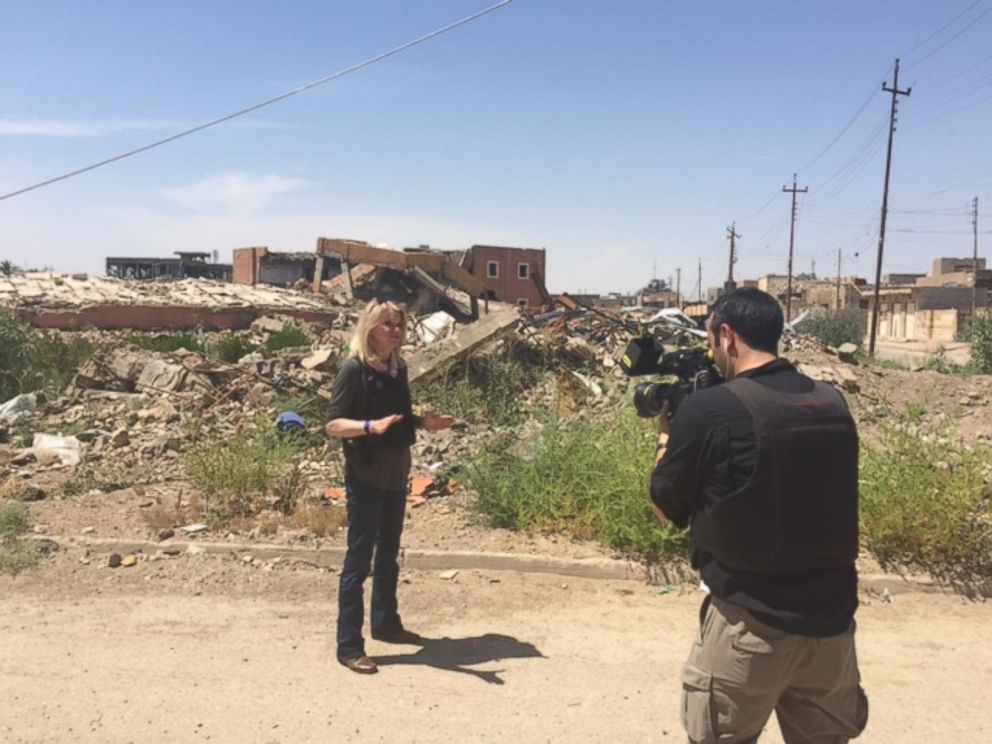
[251,317,285,334]
[301,348,336,371]
[832,366,859,392]
[109,427,130,448]
[836,343,859,364]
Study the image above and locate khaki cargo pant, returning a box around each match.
[681,596,868,744]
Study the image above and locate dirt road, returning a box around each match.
[2,551,990,743]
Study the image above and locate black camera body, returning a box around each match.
[619,337,719,418]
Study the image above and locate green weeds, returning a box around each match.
[182,417,308,523]
[860,407,992,594]
[127,333,206,354]
[0,310,95,399]
[800,310,865,349]
[0,501,43,574]
[464,405,688,562]
[417,338,556,426]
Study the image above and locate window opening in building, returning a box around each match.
[517,262,529,279]
[487,261,500,278]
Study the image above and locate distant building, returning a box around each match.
[862,256,991,343]
[882,273,925,285]
[232,246,341,287]
[105,252,231,281]
[461,245,547,308]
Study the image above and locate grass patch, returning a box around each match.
[213,333,258,363]
[464,405,688,562]
[860,407,992,594]
[264,326,312,355]
[855,350,909,371]
[0,501,43,574]
[182,417,308,524]
[127,333,206,354]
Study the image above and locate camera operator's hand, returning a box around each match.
[658,401,673,435]
[654,401,673,466]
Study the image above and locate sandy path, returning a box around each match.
[1,558,989,743]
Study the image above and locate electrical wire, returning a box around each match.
[901,0,985,62]
[905,2,992,70]
[0,0,513,203]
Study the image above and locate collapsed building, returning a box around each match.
[105,252,232,282]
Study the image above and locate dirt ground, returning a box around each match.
[2,495,992,744]
[3,355,992,742]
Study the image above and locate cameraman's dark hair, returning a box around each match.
[709,288,784,354]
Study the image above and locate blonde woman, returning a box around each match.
[325,299,454,674]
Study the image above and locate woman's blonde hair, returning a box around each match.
[349,299,407,364]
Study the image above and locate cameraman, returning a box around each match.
[650,288,868,744]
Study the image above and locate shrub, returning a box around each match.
[963,310,992,374]
[465,406,689,562]
[0,310,35,400]
[182,417,308,522]
[127,333,206,354]
[860,407,992,594]
[417,338,555,426]
[0,310,95,399]
[213,333,258,363]
[264,326,312,355]
[799,310,865,348]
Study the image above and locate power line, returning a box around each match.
[0,0,513,203]
[901,0,984,62]
[905,2,992,70]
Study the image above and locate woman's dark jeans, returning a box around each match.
[336,478,406,662]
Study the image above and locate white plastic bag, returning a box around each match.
[32,433,82,467]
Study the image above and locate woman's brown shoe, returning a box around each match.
[339,655,378,674]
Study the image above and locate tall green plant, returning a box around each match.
[182,417,307,522]
[964,310,992,374]
[0,501,42,574]
[465,406,688,562]
[799,310,865,348]
[860,408,992,593]
[0,310,94,399]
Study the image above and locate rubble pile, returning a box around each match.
[7,288,985,541]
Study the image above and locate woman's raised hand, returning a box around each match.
[371,414,405,434]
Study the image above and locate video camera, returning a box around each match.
[619,337,719,418]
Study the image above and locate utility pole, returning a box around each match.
[726,222,741,292]
[698,260,703,302]
[973,197,980,317]
[836,249,842,310]
[782,173,808,323]
[868,58,912,356]
[676,266,682,307]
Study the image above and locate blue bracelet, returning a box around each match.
[363,419,372,435]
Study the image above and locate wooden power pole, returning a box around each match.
[783,173,808,322]
[836,249,842,310]
[973,197,980,317]
[868,58,912,356]
[726,223,741,292]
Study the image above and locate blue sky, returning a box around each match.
[2,0,991,295]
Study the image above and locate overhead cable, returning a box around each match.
[0,0,513,202]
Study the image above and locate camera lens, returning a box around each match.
[633,382,663,418]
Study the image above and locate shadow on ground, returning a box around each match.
[374,632,544,684]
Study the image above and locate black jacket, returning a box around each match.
[651,358,859,637]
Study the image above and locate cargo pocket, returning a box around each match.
[681,663,717,744]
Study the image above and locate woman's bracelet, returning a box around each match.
[363,419,372,435]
